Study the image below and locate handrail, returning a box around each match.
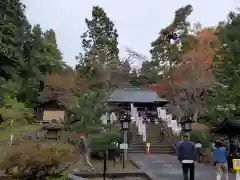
[130,104,146,142]
[159,121,177,151]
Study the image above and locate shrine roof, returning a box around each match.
[211,119,240,135]
[0,53,17,66]
[108,87,168,103]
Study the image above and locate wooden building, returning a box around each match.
[35,100,68,123]
[36,86,168,123]
[108,86,168,113]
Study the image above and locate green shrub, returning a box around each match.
[0,95,33,123]
[190,129,212,148]
[89,131,121,152]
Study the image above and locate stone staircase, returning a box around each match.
[146,124,175,154]
[128,124,145,153]
[128,123,175,154]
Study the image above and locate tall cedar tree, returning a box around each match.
[0,0,30,60]
[76,6,120,88]
[149,5,193,117]
[69,7,121,152]
[150,4,193,66]
[12,25,65,105]
[0,0,65,106]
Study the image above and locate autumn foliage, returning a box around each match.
[0,141,77,179]
[151,29,218,93]
[39,68,84,105]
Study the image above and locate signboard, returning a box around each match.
[233,159,240,180]
[120,143,128,150]
[233,159,240,171]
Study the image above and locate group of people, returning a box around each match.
[212,138,240,171]
[177,135,239,180]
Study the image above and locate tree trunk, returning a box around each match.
[192,108,199,122]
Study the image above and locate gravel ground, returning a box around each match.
[88,177,146,180]
[69,155,136,172]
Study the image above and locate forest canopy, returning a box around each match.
[0,2,240,125]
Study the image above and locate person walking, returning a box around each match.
[79,135,94,171]
[227,139,238,171]
[212,140,228,180]
[211,140,217,166]
[195,140,202,163]
[177,134,197,180]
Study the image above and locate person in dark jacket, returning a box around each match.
[177,134,197,180]
[228,139,238,171]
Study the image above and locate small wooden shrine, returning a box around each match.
[43,122,64,140]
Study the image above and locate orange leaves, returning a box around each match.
[39,69,80,104]
[45,69,77,92]
[0,142,77,174]
[183,29,217,71]
[178,29,218,88]
[152,29,218,93]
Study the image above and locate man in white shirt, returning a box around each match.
[195,141,202,163]
[177,135,197,180]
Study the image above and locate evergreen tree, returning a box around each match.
[82,6,119,61]
[208,11,240,122]
[76,6,120,88]
[43,29,65,72]
[138,61,162,85]
[0,0,30,60]
[150,4,193,66]
[69,6,121,153]
[0,0,65,106]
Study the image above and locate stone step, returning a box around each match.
[146,132,161,134]
[131,137,169,143]
[129,144,174,148]
[130,139,144,142]
[146,135,161,138]
[128,148,175,154]
[130,143,146,146]
[130,138,143,141]
[130,141,173,146]
[131,136,143,140]
[130,140,166,144]
[129,147,174,152]
[146,137,164,140]
[129,143,173,147]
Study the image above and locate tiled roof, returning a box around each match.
[212,119,240,134]
[0,53,17,66]
[108,87,168,103]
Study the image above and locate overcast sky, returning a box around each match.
[21,0,240,67]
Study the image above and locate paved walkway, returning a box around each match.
[130,154,236,180]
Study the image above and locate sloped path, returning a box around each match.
[130,154,236,180]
